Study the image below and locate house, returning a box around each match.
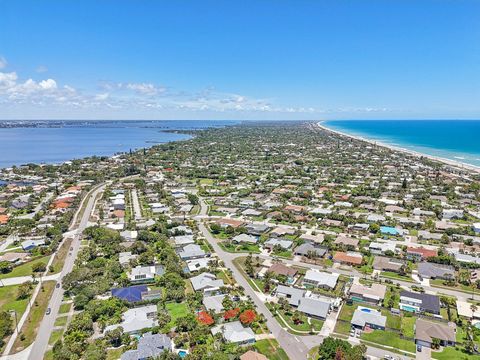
[217,218,245,229]
[240,351,268,360]
[334,236,359,249]
[21,238,46,251]
[119,251,138,266]
[333,251,363,266]
[349,283,387,305]
[303,270,339,289]
[104,305,158,334]
[366,214,386,222]
[275,285,306,306]
[211,321,255,344]
[442,209,463,220]
[173,235,195,246]
[270,226,295,237]
[293,242,327,258]
[120,230,138,241]
[232,234,258,244]
[418,262,455,280]
[415,319,456,349]
[474,223,480,234]
[129,265,165,283]
[242,209,262,217]
[299,232,325,244]
[178,244,207,260]
[297,297,331,320]
[266,263,297,281]
[406,246,437,261]
[351,307,386,330]
[263,238,293,250]
[399,291,440,314]
[121,333,172,360]
[373,256,405,273]
[0,252,29,264]
[203,294,226,313]
[369,241,396,255]
[456,300,480,320]
[112,285,161,302]
[190,272,224,296]
[245,223,270,236]
[186,258,211,272]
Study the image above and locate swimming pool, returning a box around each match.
[361,308,372,313]
[178,350,188,358]
[401,305,417,312]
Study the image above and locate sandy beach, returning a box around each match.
[316,121,480,175]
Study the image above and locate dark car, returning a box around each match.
[46,308,51,315]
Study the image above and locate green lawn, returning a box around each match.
[106,347,125,360]
[54,316,68,327]
[219,241,260,254]
[361,330,416,353]
[58,303,71,314]
[50,238,72,274]
[12,281,55,353]
[338,303,357,321]
[0,284,30,319]
[401,316,416,338]
[0,256,51,279]
[432,346,480,360]
[254,339,289,360]
[334,320,351,335]
[276,308,323,332]
[380,271,414,282]
[48,329,63,345]
[163,302,190,330]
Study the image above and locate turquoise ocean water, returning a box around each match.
[323,120,480,168]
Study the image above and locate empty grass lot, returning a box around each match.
[12,281,55,353]
[254,339,289,360]
[0,256,50,279]
[163,302,190,330]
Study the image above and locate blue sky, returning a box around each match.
[1,0,479,120]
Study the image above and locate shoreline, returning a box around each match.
[316,121,480,175]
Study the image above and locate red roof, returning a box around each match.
[407,247,437,258]
[333,252,363,265]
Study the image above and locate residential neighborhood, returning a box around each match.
[1,122,480,360]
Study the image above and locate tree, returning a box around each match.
[17,281,33,300]
[431,338,441,350]
[244,253,254,277]
[104,327,123,347]
[317,337,366,360]
[239,309,256,324]
[0,311,13,347]
[157,310,171,328]
[32,262,47,273]
[0,261,12,274]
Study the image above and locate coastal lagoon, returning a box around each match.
[0,120,237,169]
[323,120,480,168]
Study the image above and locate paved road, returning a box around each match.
[196,199,412,360]
[131,189,143,220]
[26,184,105,360]
[17,192,53,220]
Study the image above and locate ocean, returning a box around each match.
[323,120,480,168]
[0,120,238,169]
